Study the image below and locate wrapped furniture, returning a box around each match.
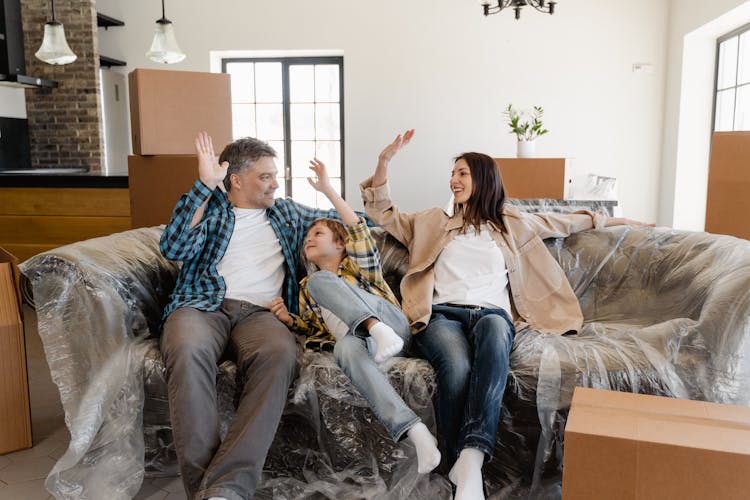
[20,221,750,499]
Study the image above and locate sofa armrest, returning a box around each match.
[19,226,180,498]
[549,225,750,404]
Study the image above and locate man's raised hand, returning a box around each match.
[195,131,229,190]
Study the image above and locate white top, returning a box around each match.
[216,207,284,307]
[433,223,511,313]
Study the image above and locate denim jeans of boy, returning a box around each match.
[413,304,515,466]
[306,271,420,441]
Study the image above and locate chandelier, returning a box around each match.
[481,0,557,20]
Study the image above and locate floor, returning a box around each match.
[0,306,188,500]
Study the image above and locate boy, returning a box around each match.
[270,158,441,475]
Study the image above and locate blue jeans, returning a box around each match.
[413,304,515,465]
[307,271,420,440]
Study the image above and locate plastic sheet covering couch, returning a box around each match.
[19,220,750,499]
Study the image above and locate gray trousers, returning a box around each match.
[161,299,297,500]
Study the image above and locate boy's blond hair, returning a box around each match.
[308,218,347,248]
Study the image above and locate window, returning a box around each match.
[714,24,750,131]
[222,57,344,209]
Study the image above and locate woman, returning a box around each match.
[360,130,645,500]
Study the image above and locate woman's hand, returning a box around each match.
[605,217,655,227]
[378,129,415,164]
[195,131,229,190]
[270,297,294,328]
[307,158,334,195]
[372,129,414,187]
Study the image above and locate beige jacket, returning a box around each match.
[360,179,607,335]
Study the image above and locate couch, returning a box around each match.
[20,219,750,499]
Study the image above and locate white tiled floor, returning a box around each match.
[0,307,187,500]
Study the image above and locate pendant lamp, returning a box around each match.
[146,0,186,64]
[35,0,77,65]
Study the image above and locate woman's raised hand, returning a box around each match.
[195,131,229,190]
[378,129,415,164]
[307,158,334,194]
[371,129,414,187]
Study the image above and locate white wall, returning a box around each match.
[0,87,26,118]
[19,0,663,221]
[660,0,750,229]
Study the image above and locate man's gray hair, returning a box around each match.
[219,137,277,191]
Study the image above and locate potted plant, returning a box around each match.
[504,104,549,158]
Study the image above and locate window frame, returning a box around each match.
[712,22,750,132]
[221,56,346,201]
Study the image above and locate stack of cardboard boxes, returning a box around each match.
[127,68,234,228]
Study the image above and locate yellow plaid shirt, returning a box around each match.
[291,218,400,351]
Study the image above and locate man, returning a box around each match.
[159,132,341,500]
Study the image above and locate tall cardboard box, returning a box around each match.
[705,131,750,239]
[129,68,233,155]
[128,155,200,228]
[494,158,573,199]
[563,387,750,500]
[0,246,32,455]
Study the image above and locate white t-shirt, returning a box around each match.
[433,223,511,313]
[216,207,284,307]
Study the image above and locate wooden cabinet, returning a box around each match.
[0,187,131,261]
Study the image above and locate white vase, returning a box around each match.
[517,140,536,158]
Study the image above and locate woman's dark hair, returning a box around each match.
[453,152,505,231]
[219,137,277,191]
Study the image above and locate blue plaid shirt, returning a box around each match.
[159,179,340,321]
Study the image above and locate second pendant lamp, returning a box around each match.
[146,0,186,64]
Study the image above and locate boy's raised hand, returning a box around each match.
[270,297,293,328]
[307,158,334,195]
[195,131,229,190]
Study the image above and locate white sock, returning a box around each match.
[207,497,228,500]
[407,422,441,474]
[449,448,485,500]
[368,321,404,363]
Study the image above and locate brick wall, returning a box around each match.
[20,0,103,172]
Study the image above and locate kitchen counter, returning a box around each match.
[0,170,128,188]
[0,174,131,261]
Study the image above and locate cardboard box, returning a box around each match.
[563,387,750,500]
[129,68,233,155]
[0,246,32,455]
[128,155,200,229]
[705,131,750,240]
[494,158,573,199]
